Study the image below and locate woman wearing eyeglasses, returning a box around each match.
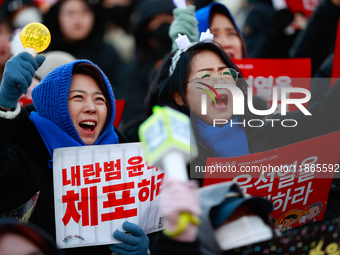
[146,41,340,183]
[144,40,340,254]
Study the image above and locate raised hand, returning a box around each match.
[0,52,45,109]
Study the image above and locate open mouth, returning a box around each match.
[79,120,97,133]
[212,94,228,110]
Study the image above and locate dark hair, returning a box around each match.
[0,11,12,31]
[146,41,248,116]
[44,0,105,46]
[72,62,111,124]
[0,219,63,255]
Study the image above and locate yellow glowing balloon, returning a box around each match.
[20,23,51,54]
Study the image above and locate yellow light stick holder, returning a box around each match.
[138,106,200,238]
[138,106,198,181]
[20,22,51,57]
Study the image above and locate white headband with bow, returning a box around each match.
[169,29,214,76]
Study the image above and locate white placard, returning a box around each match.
[53,143,165,248]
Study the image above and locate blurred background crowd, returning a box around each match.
[0,0,338,136]
[0,0,339,254]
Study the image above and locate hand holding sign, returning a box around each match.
[110,222,149,255]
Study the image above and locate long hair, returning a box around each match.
[44,0,105,49]
[146,41,248,116]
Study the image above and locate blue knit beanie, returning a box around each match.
[31,59,116,145]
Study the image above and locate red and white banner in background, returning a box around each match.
[286,0,322,17]
[53,143,164,249]
[331,19,340,87]
[233,58,311,113]
[272,0,322,17]
[203,131,340,232]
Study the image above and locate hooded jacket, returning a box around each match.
[0,60,123,255]
[195,3,247,58]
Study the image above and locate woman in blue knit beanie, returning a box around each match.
[0,52,149,255]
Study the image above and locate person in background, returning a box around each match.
[1,0,43,29]
[150,179,275,254]
[242,0,309,59]
[241,0,275,58]
[118,0,174,127]
[195,2,247,59]
[293,0,340,75]
[101,0,134,33]
[0,11,12,81]
[169,1,246,59]
[0,218,64,255]
[291,0,340,224]
[101,0,136,63]
[43,0,124,95]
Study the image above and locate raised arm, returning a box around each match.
[0,52,45,114]
[169,4,199,51]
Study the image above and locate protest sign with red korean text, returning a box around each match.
[203,131,340,232]
[53,143,164,248]
[331,19,340,87]
[233,58,311,113]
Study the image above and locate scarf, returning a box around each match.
[29,112,119,168]
[30,59,119,168]
[195,116,250,158]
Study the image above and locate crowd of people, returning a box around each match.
[0,0,340,254]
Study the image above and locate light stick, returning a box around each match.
[138,106,200,237]
[138,106,198,181]
[20,23,51,57]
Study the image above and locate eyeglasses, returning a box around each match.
[188,68,239,84]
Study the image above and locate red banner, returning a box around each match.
[203,131,340,232]
[285,0,321,18]
[233,58,311,113]
[331,19,340,87]
[113,99,126,128]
